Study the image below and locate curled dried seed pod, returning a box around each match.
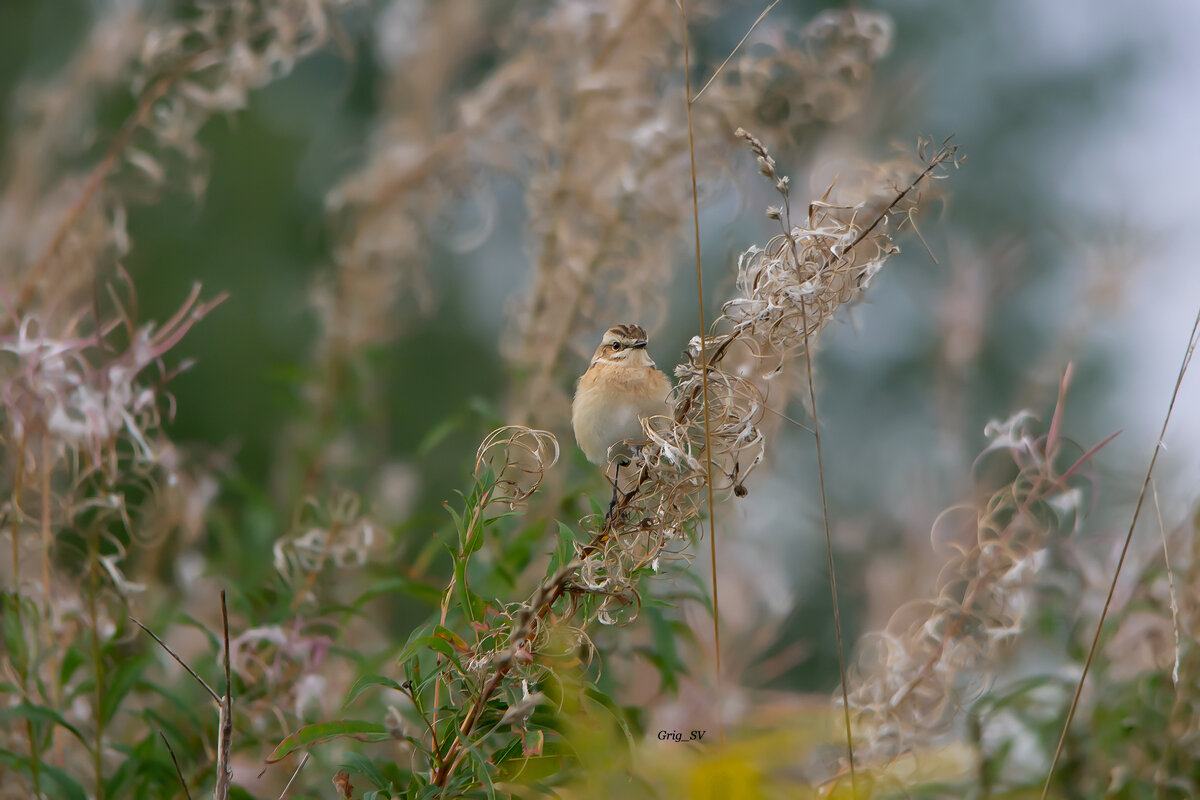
[476,425,560,506]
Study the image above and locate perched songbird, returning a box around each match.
[571,323,672,465]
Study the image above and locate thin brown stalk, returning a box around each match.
[130,617,220,703]
[844,138,956,257]
[760,404,815,433]
[15,52,202,314]
[41,438,51,620]
[690,0,781,104]
[14,18,278,318]
[215,591,233,800]
[680,0,723,741]
[1040,305,1200,800]
[800,298,856,795]
[278,752,309,799]
[159,732,194,800]
[396,682,444,765]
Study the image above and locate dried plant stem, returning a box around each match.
[40,438,51,617]
[680,0,723,740]
[15,20,275,317]
[888,422,1120,712]
[16,52,200,314]
[279,752,309,799]
[690,0,781,104]
[800,298,856,795]
[843,139,954,258]
[159,732,194,800]
[1040,306,1200,800]
[129,617,220,703]
[215,590,234,800]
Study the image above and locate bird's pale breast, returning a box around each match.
[572,364,670,464]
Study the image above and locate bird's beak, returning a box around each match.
[631,340,648,349]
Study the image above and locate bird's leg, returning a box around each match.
[606,455,631,522]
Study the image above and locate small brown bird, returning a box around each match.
[571,323,672,466]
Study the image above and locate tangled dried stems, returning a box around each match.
[844,367,1117,768]
[4,0,352,322]
[0,275,225,797]
[0,3,354,795]
[703,9,894,137]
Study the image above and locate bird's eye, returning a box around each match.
[611,342,622,351]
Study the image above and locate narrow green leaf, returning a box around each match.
[0,747,88,800]
[418,415,461,456]
[267,720,391,763]
[416,636,458,662]
[58,645,86,690]
[339,751,391,792]
[454,555,481,624]
[645,606,684,693]
[396,623,434,667]
[343,675,404,709]
[39,764,90,800]
[0,703,89,748]
[584,686,635,748]
[353,577,442,608]
[100,655,152,727]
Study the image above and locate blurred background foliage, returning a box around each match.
[2,0,1197,797]
[0,0,1153,689]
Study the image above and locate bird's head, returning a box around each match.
[590,323,656,367]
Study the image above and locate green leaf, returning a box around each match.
[418,415,462,456]
[454,554,482,624]
[267,720,392,763]
[353,577,442,608]
[431,625,469,653]
[0,703,89,748]
[548,521,579,575]
[645,606,684,693]
[416,636,459,665]
[0,747,88,800]
[396,623,435,667]
[343,674,404,709]
[100,655,152,727]
[58,645,86,690]
[584,687,635,749]
[1,594,31,677]
[38,764,90,800]
[339,751,391,791]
